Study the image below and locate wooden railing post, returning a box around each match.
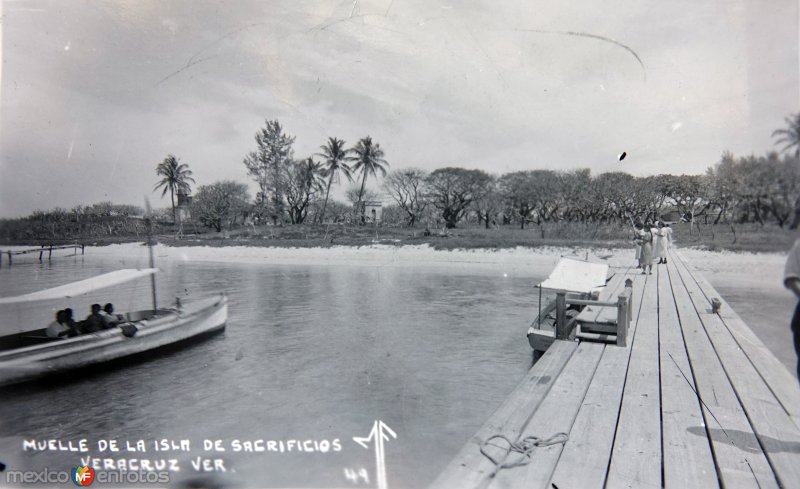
[38,245,44,262]
[625,278,633,319]
[556,291,568,339]
[617,292,629,347]
[7,250,12,266]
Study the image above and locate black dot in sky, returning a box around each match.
[618,151,627,161]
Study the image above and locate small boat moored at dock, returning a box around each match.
[528,258,609,353]
[528,257,633,355]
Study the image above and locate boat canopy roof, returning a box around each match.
[0,268,158,304]
[539,258,608,294]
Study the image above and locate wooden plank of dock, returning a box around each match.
[549,271,646,489]
[429,340,578,489]
[657,265,718,488]
[672,253,800,488]
[432,249,800,489]
[491,342,604,489]
[666,259,779,489]
[675,251,800,426]
[605,271,662,489]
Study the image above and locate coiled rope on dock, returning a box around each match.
[479,432,569,480]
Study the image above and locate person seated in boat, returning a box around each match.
[62,308,80,337]
[47,309,80,338]
[45,310,69,338]
[100,303,123,327]
[81,304,107,333]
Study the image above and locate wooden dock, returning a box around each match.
[431,249,800,489]
[0,244,84,267]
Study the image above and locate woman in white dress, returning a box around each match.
[654,222,669,264]
[663,223,673,259]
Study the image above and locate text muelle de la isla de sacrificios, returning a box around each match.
[23,437,344,473]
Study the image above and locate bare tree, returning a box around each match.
[664,174,711,235]
[192,181,251,232]
[498,171,536,229]
[383,168,429,226]
[472,175,502,229]
[284,158,326,224]
[426,167,492,228]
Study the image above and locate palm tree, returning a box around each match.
[300,157,328,196]
[315,137,353,224]
[349,136,389,222]
[772,113,800,157]
[153,154,195,222]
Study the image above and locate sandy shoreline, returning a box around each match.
[5,242,633,277]
[2,241,789,282]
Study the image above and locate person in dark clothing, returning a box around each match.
[784,239,800,382]
[62,308,80,337]
[100,303,122,327]
[81,304,106,333]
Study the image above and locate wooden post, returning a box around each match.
[625,278,633,319]
[81,244,85,255]
[555,291,568,340]
[38,245,44,261]
[7,251,11,266]
[48,245,52,260]
[617,292,629,347]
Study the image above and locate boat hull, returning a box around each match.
[0,294,227,386]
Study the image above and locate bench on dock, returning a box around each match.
[530,271,634,352]
[432,249,800,489]
[572,276,633,346]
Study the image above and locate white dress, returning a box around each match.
[654,228,668,259]
[663,227,673,251]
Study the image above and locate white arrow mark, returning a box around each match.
[353,420,396,489]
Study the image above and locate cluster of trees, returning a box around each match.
[707,152,800,228]
[379,153,800,231]
[4,114,799,240]
[153,113,800,232]
[242,121,388,226]
[380,113,800,230]
[0,202,150,241]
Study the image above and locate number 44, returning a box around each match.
[344,467,370,484]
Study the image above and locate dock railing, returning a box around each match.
[555,278,633,346]
[0,244,85,267]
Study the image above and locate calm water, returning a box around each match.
[0,251,543,488]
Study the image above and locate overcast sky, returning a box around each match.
[0,0,797,217]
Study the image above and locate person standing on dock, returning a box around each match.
[783,239,800,381]
[638,222,654,275]
[663,223,673,254]
[654,222,668,264]
[633,223,644,269]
